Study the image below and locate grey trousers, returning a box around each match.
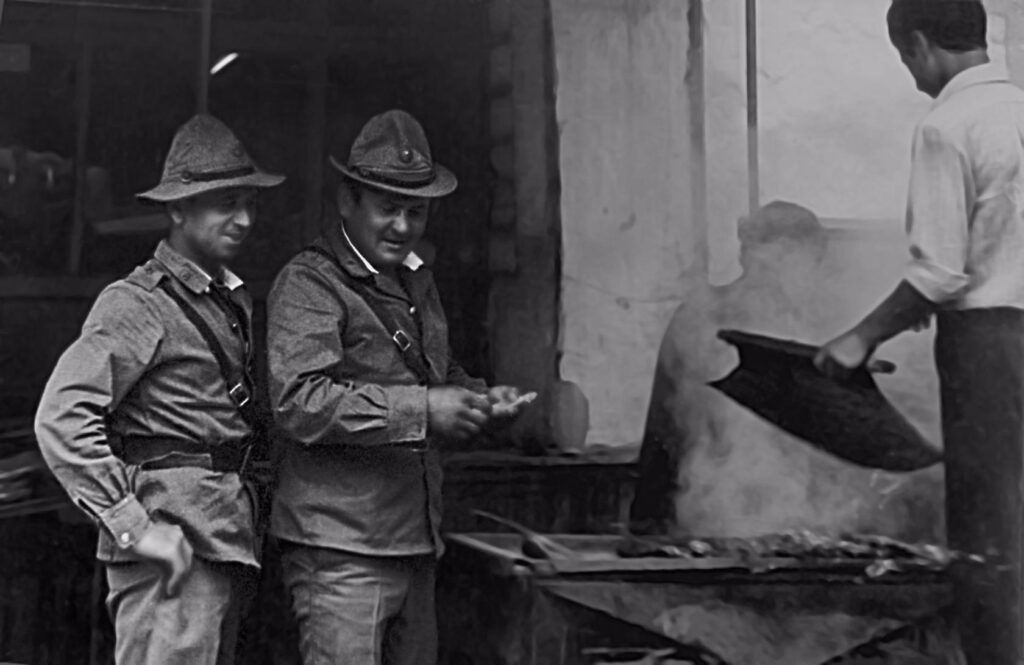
[280,543,437,665]
[105,557,252,665]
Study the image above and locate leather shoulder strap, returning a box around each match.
[157,280,256,427]
[303,244,432,385]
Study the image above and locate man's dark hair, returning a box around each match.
[739,201,826,248]
[887,0,987,53]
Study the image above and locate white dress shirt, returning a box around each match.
[904,62,1024,310]
[340,220,423,273]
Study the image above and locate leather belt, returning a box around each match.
[120,437,253,474]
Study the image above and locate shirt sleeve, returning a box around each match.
[903,123,973,304]
[267,262,429,447]
[34,283,162,548]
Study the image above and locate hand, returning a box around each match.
[488,386,536,419]
[487,385,520,414]
[814,330,875,381]
[427,386,492,442]
[128,521,194,597]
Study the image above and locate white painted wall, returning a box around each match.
[552,0,698,447]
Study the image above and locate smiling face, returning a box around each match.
[168,186,257,273]
[337,182,429,272]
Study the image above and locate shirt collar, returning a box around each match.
[339,218,423,275]
[154,240,244,295]
[934,61,1009,108]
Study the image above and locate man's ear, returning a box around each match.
[167,201,185,226]
[336,183,355,217]
[907,30,931,59]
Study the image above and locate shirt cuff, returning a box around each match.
[97,494,152,550]
[387,385,429,443]
[904,259,969,304]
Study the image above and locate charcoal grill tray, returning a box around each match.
[446,533,948,579]
[442,532,953,665]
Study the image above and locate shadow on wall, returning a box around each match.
[631,201,944,544]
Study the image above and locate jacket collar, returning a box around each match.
[934,61,1009,108]
[325,211,423,278]
[154,239,243,295]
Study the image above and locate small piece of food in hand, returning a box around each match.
[491,391,538,417]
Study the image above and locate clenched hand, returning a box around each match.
[814,330,874,381]
[427,386,492,441]
[129,521,194,597]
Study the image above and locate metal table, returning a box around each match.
[437,533,955,665]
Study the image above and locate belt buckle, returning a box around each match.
[393,330,412,352]
[228,382,251,408]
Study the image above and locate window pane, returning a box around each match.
[0,39,76,275]
[80,41,198,276]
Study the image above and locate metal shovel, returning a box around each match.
[709,329,942,472]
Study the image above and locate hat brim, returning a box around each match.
[330,156,457,198]
[136,170,286,203]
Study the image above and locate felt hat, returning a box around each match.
[138,114,284,202]
[330,109,457,198]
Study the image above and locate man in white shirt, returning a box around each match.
[817,2,1024,662]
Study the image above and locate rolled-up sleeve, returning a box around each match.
[903,123,973,304]
[267,263,429,447]
[34,284,161,548]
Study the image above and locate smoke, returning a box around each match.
[637,201,944,542]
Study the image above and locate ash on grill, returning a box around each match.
[618,530,986,578]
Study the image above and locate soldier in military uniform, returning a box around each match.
[34,114,284,665]
[267,109,527,665]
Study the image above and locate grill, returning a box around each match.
[438,531,959,665]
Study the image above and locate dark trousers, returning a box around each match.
[105,557,253,665]
[280,542,437,665]
[936,308,1024,665]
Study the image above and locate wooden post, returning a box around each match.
[302,56,327,245]
[197,0,212,112]
[67,36,93,275]
[745,0,759,215]
[302,0,329,245]
[689,0,708,280]
[487,0,563,446]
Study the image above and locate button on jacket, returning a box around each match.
[267,213,486,557]
[35,240,259,566]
